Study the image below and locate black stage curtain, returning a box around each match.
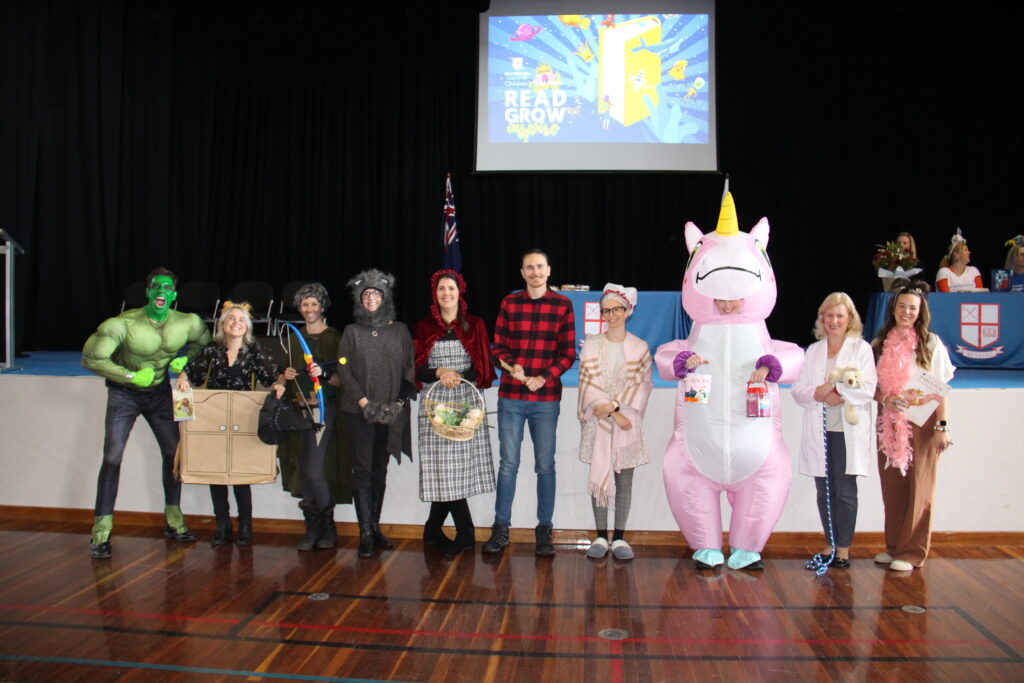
[1,1,1021,351]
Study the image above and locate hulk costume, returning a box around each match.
[82,269,210,558]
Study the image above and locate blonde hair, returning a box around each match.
[812,292,864,340]
[1006,244,1024,273]
[939,241,968,269]
[213,304,255,346]
[896,232,918,259]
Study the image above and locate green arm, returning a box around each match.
[170,314,211,373]
[82,317,137,384]
[185,313,212,356]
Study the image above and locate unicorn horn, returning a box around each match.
[715,192,739,236]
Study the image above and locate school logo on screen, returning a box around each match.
[956,303,1004,359]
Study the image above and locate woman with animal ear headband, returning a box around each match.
[178,302,286,547]
[792,292,877,570]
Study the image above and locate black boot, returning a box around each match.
[423,501,453,550]
[164,525,197,542]
[353,488,375,558]
[316,506,337,549]
[370,481,394,549]
[444,499,476,558]
[535,523,555,557]
[211,517,233,547]
[482,523,509,554]
[297,502,319,552]
[235,518,252,547]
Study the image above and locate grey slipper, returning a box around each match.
[586,538,609,559]
[611,539,634,560]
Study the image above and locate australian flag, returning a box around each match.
[442,174,462,272]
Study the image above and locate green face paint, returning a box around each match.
[144,275,178,321]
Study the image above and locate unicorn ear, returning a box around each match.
[684,222,704,252]
[749,217,770,246]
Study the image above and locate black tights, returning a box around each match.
[209,485,252,523]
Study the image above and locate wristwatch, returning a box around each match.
[612,400,621,413]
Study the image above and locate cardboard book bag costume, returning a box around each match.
[175,365,300,485]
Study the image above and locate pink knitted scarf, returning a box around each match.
[876,326,918,475]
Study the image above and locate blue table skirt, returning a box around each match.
[864,292,1024,369]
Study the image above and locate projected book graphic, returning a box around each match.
[485,13,709,145]
[476,3,716,172]
[598,16,662,127]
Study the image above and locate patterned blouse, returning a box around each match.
[184,342,282,391]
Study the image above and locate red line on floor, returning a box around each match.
[0,603,997,649]
[608,640,624,683]
[251,620,607,643]
[624,636,991,646]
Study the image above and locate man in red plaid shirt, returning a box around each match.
[483,249,576,557]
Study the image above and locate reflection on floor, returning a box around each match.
[1,520,1022,681]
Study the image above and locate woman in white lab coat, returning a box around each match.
[792,292,877,568]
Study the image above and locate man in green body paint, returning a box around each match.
[82,268,211,559]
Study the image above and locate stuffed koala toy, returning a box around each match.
[826,366,863,425]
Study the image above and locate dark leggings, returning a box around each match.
[297,400,336,508]
[209,485,252,522]
[94,383,181,516]
[344,412,390,492]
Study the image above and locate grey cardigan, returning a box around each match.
[337,320,415,414]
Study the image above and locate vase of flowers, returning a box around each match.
[872,241,922,291]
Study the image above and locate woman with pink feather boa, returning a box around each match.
[870,280,955,572]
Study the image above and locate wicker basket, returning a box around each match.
[424,377,486,442]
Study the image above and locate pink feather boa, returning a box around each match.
[876,326,918,475]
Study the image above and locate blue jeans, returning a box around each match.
[495,398,560,526]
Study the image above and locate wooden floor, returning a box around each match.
[1,520,1022,682]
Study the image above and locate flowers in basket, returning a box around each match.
[872,241,921,279]
[431,402,484,430]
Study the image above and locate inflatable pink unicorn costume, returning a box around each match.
[655,193,803,569]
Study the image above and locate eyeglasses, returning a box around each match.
[600,306,626,316]
[361,290,383,299]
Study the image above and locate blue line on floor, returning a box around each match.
[0,655,406,683]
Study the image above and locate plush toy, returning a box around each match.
[654,192,804,570]
[826,366,864,425]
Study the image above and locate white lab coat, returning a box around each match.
[792,336,878,477]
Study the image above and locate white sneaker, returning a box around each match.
[889,560,914,571]
[874,552,894,564]
[586,537,609,559]
[610,539,634,560]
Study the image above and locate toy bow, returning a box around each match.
[280,323,325,444]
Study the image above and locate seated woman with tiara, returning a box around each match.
[935,229,986,292]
